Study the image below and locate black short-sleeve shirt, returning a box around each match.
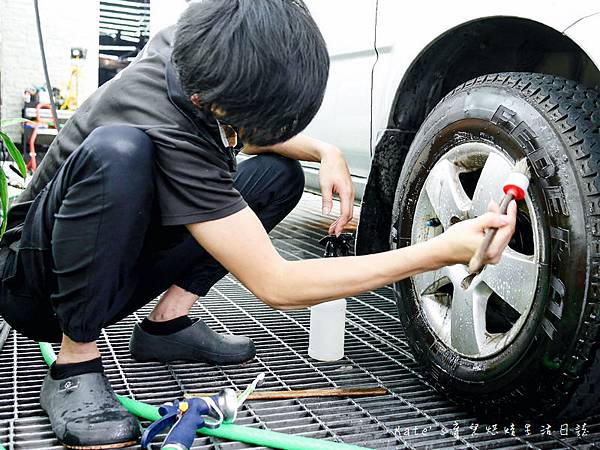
[6,26,246,237]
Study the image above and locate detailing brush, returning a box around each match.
[461,158,531,289]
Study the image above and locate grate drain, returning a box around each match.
[0,193,598,449]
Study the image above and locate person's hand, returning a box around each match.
[319,145,354,236]
[436,200,517,266]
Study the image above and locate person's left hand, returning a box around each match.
[319,145,354,236]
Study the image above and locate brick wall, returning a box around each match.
[0,0,99,142]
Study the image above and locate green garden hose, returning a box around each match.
[39,342,372,450]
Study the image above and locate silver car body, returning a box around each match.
[302,1,600,200]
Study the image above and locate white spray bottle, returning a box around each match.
[308,234,353,362]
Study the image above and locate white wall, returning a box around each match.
[0,0,99,141]
[150,0,188,38]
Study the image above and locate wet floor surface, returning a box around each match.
[0,193,598,449]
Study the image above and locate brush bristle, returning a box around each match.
[513,158,531,179]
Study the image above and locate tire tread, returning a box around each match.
[417,72,600,418]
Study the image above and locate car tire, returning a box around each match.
[392,72,600,419]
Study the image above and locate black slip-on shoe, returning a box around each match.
[129,319,256,364]
[40,371,141,449]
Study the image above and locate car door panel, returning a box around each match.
[303,0,377,180]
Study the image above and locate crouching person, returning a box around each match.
[0,0,517,447]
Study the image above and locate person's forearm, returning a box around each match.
[188,208,458,312]
[243,134,334,162]
[267,237,450,310]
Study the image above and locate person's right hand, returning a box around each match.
[435,200,518,266]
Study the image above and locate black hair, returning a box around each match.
[172,0,329,146]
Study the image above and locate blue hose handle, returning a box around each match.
[163,398,210,449]
[140,402,180,448]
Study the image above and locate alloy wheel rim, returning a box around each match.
[410,142,540,359]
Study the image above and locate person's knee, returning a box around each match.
[265,154,305,203]
[235,153,304,230]
[85,125,154,175]
[83,126,155,196]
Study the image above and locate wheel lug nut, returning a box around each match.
[425,218,441,227]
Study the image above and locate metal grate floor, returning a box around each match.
[1,193,599,449]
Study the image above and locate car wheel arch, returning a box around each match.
[357,16,600,256]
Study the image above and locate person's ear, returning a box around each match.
[190,94,201,107]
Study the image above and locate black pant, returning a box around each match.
[0,125,304,343]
